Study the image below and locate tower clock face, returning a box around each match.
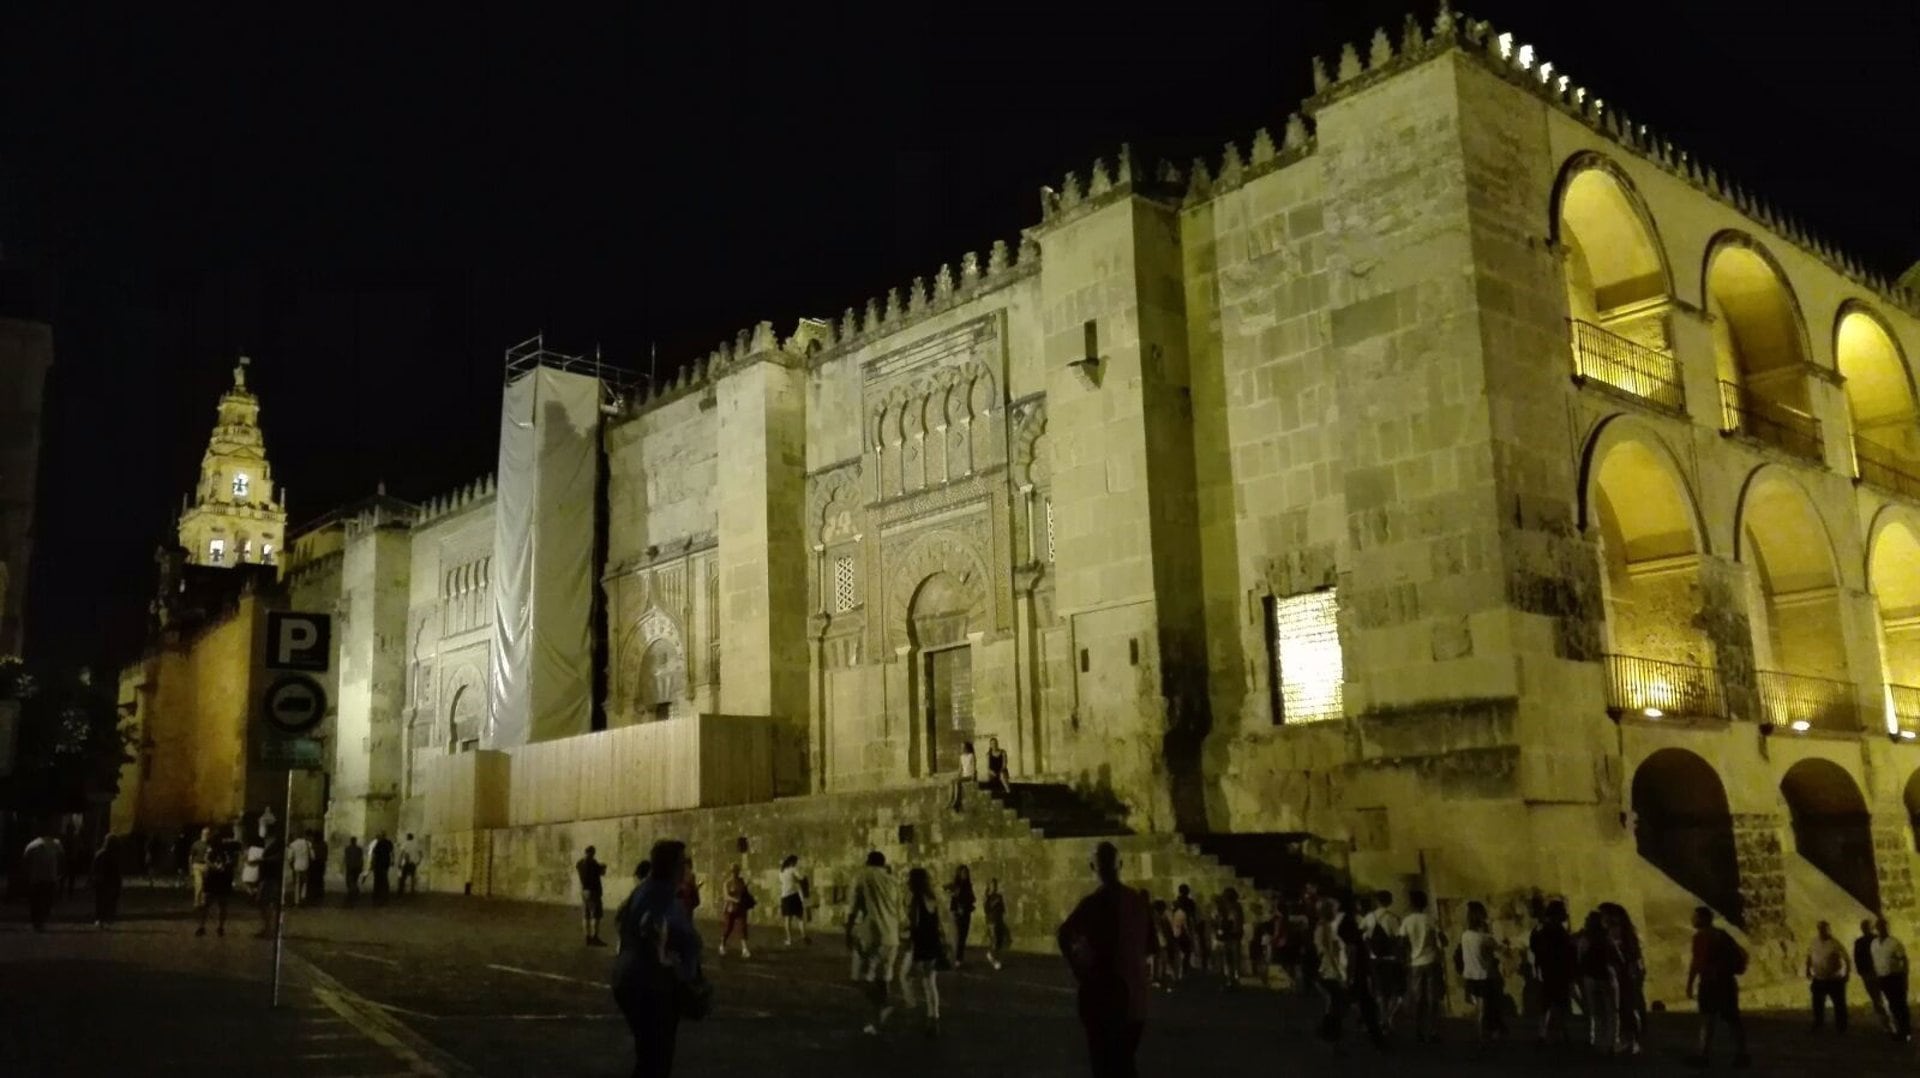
[232,473,250,498]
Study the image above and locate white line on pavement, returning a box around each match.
[484,963,602,988]
[340,950,402,967]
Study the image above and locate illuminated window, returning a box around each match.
[261,543,274,563]
[1045,498,1056,563]
[1269,588,1343,724]
[240,539,253,561]
[208,538,226,565]
[833,555,857,613]
[232,473,250,498]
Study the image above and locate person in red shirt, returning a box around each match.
[1057,841,1157,1077]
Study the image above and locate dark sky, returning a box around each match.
[2,2,1916,672]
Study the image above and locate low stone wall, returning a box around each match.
[422,779,1259,952]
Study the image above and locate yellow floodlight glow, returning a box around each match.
[1790,720,1811,733]
[1642,707,1664,719]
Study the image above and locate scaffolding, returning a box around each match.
[503,334,640,410]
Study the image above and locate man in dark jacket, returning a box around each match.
[1058,841,1156,1078]
[370,833,394,904]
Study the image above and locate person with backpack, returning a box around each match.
[1456,900,1508,1045]
[1684,906,1750,1068]
[718,863,754,958]
[611,840,707,1077]
[1362,890,1405,1030]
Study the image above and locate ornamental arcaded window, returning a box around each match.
[833,555,858,613]
[1268,588,1344,724]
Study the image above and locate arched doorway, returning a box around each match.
[1706,239,1820,460]
[1869,516,1920,736]
[1557,161,1679,407]
[448,685,481,753]
[1780,759,1879,910]
[1632,749,1742,923]
[632,637,685,724]
[1837,308,1920,494]
[1739,474,1854,730]
[1588,431,1714,715]
[910,571,976,774]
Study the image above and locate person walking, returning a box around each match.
[1401,889,1444,1043]
[846,850,902,1035]
[610,839,706,1078]
[254,833,285,939]
[398,833,423,894]
[578,845,609,946]
[1529,900,1578,1046]
[369,832,394,903]
[778,855,810,945]
[1169,884,1197,982]
[903,867,951,1036]
[1576,908,1621,1053]
[1337,899,1388,1047]
[308,831,329,906]
[984,878,1010,970]
[1855,918,1888,1030]
[22,829,64,930]
[1805,919,1851,1033]
[187,826,212,908]
[1362,889,1404,1028]
[948,865,977,967]
[985,735,1012,794]
[1215,888,1247,988]
[1684,905,1750,1068]
[1869,918,1910,1041]
[287,831,313,906]
[1457,900,1508,1046]
[1058,841,1155,1077]
[1602,903,1647,1055]
[342,836,365,907]
[90,834,124,927]
[718,863,754,958]
[240,835,264,900]
[196,830,236,937]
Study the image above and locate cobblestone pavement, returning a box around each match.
[6,885,1918,1077]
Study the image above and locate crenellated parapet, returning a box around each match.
[1180,113,1317,208]
[1303,3,1919,317]
[414,473,497,527]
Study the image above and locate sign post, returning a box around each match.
[261,612,331,1009]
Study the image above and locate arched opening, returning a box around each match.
[1740,475,1856,730]
[910,571,977,774]
[448,685,481,753]
[1780,759,1880,911]
[1707,240,1821,460]
[1837,308,1920,494]
[1869,516,1920,736]
[631,638,685,724]
[1632,749,1742,923]
[1557,161,1680,407]
[1589,433,1716,716]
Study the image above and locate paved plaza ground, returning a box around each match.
[3,884,1917,1076]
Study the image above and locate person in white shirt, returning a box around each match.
[287,832,314,905]
[778,854,810,945]
[1361,890,1405,1030]
[398,833,424,894]
[1457,900,1507,1041]
[1869,918,1911,1041]
[1400,889,1445,1043]
[1804,920,1851,1033]
[952,742,978,811]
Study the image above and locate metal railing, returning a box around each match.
[1854,436,1920,501]
[1603,654,1726,720]
[1889,684,1920,738]
[1570,321,1685,411]
[1719,381,1824,462]
[1756,670,1862,733]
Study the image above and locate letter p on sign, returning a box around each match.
[266,612,332,672]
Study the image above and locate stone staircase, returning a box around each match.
[982,782,1131,838]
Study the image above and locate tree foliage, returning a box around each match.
[0,658,135,813]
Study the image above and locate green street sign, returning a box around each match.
[257,736,325,771]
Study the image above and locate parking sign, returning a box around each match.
[266,612,331,672]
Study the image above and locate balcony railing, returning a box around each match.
[1756,670,1862,734]
[1570,321,1685,412]
[1604,654,1726,720]
[1719,381,1824,462]
[1855,436,1920,501]
[1890,684,1920,739]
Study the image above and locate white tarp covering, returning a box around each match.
[488,367,599,747]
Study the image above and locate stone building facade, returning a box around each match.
[126,9,1920,1004]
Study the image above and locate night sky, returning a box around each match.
[2,2,1916,673]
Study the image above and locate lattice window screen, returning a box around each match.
[1272,589,1344,723]
[833,556,858,613]
[1045,499,1056,563]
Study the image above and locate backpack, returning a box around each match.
[1368,918,1397,961]
[1719,930,1749,976]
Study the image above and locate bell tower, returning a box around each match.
[178,356,287,567]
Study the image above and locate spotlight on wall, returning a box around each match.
[1641,707,1663,719]
[1789,720,1811,733]
[1898,730,1918,742]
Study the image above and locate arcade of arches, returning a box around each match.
[1707,242,1819,457]
[1838,309,1920,486]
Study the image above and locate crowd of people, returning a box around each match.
[596,840,1917,1077]
[14,810,429,935]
